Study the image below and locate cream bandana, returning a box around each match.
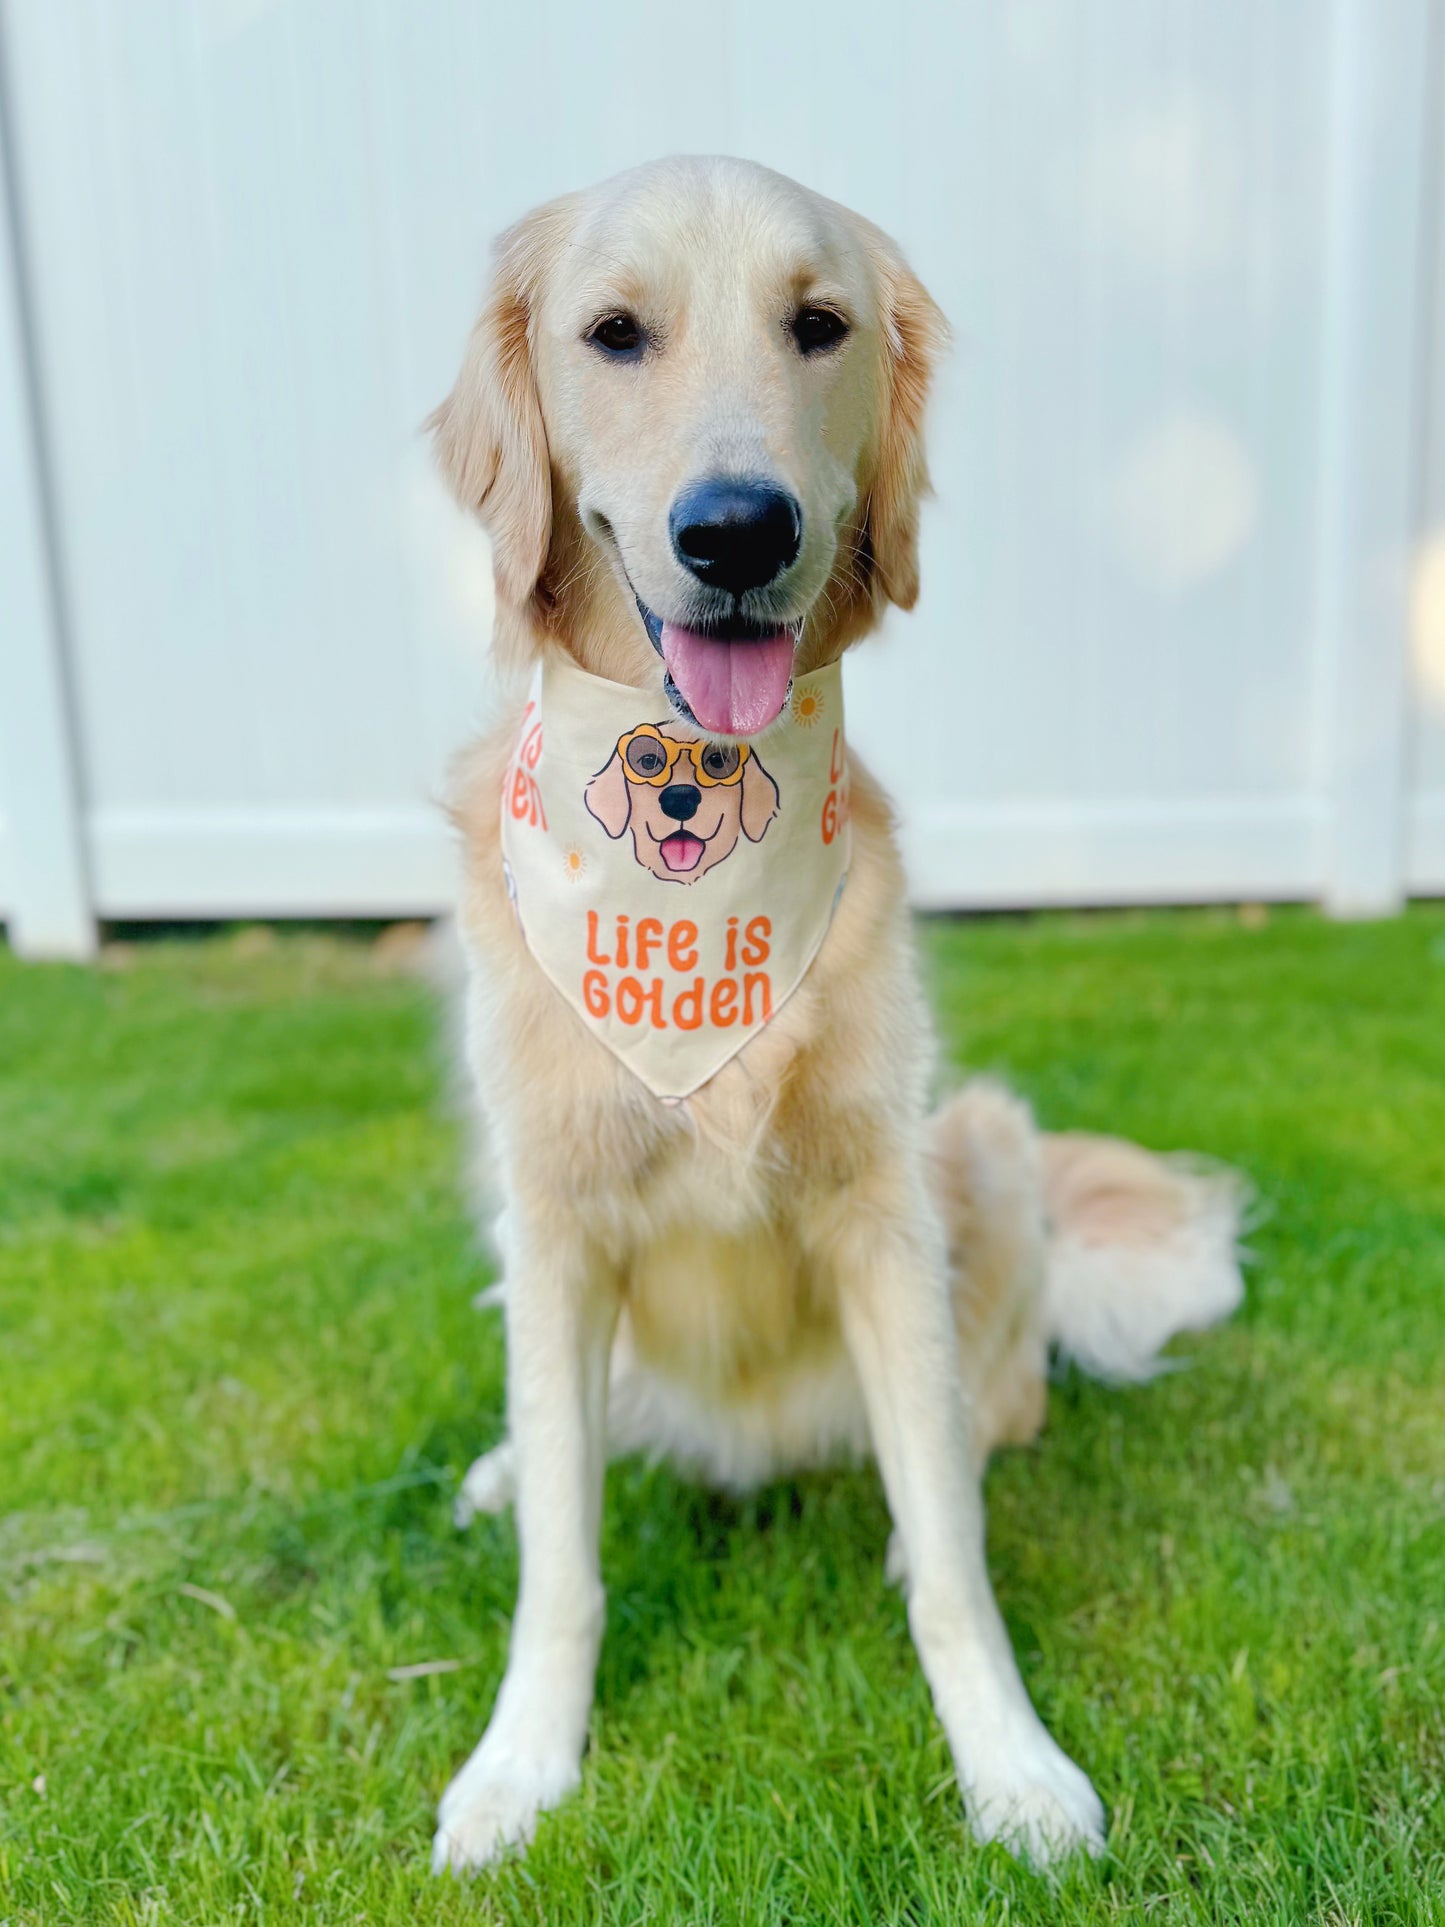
[500,652,851,1100]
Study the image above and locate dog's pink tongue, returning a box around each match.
[660,831,704,872]
[660,625,794,736]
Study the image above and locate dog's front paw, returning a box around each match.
[964,1729,1105,1866]
[431,1735,580,1874]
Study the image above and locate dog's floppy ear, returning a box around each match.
[428,199,573,617]
[585,751,632,839]
[863,242,950,612]
[739,754,780,843]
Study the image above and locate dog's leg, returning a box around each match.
[432,1219,617,1874]
[825,1177,1105,1865]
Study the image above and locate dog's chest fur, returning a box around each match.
[455,713,934,1408]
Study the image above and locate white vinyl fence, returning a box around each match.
[1,0,1443,958]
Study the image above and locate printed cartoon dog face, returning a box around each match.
[585,721,779,883]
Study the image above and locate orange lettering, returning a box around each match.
[742,916,771,967]
[518,702,543,770]
[634,917,663,972]
[668,919,699,972]
[673,978,705,1029]
[586,910,611,966]
[710,978,738,1027]
[615,976,645,1025]
[747,971,782,1032]
[821,777,851,846]
[743,971,772,1025]
[508,766,546,828]
[582,969,610,1019]
[724,916,739,973]
[505,703,548,827]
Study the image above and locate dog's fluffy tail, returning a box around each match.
[1039,1130,1245,1383]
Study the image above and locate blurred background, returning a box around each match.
[1,0,1442,960]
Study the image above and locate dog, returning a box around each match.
[585,723,779,881]
[429,155,1243,1874]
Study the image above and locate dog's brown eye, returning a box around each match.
[700,745,740,781]
[626,738,667,777]
[589,313,644,357]
[791,306,849,354]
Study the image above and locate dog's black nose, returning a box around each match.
[659,784,700,822]
[670,479,802,596]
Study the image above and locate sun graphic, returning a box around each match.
[561,844,587,883]
[791,685,824,727]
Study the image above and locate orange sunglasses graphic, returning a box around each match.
[618,726,751,788]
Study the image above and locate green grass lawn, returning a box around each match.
[1,910,1442,1926]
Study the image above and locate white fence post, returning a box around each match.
[1317,0,1437,918]
[0,18,94,961]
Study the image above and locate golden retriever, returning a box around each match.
[429,155,1242,1875]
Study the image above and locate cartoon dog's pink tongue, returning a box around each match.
[660,624,794,736]
[659,830,705,872]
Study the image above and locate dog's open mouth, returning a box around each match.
[657,829,707,872]
[636,600,798,737]
[647,815,719,872]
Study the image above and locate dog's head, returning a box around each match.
[585,720,779,884]
[431,157,947,737]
